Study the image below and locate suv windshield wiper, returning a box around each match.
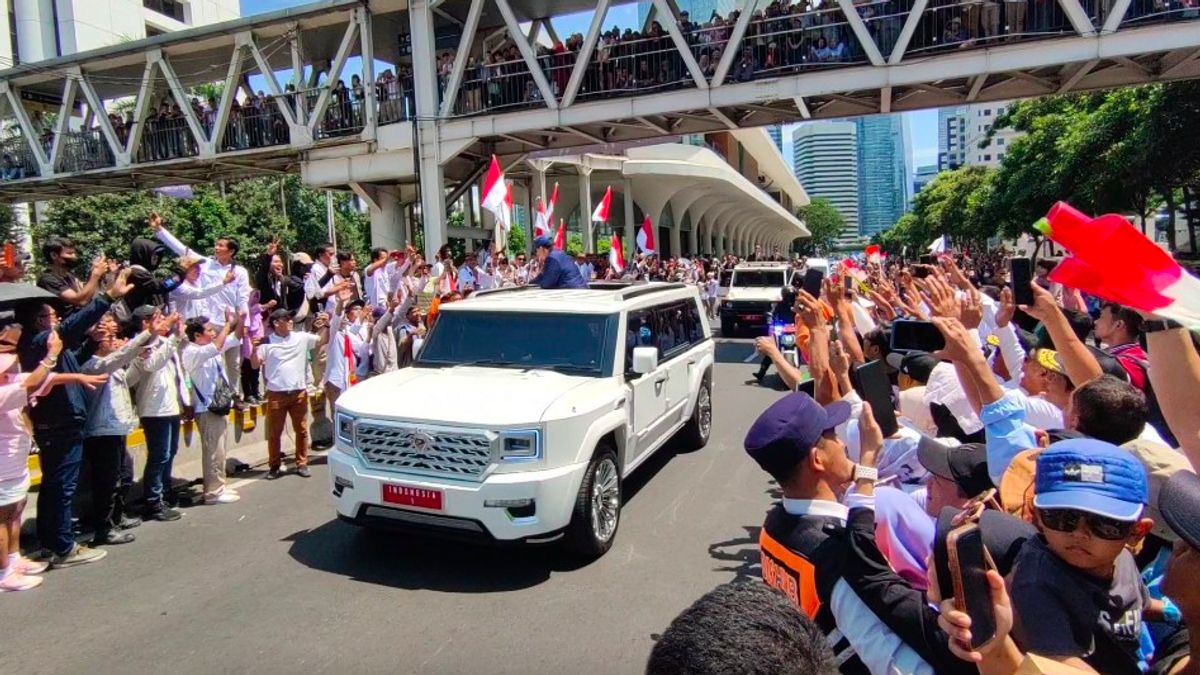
[538,363,596,375]
[453,358,522,368]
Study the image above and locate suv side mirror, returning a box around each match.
[631,346,658,374]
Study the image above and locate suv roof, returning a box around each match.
[445,282,698,315]
[733,262,790,271]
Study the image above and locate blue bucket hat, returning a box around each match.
[1034,438,1148,521]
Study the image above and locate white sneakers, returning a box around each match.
[204,491,241,505]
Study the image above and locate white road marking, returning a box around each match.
[743,352,761,363]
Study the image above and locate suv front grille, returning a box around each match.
[354,422,493,479]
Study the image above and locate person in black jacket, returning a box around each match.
[754,278,800,382]
[255,245,303,314]
[121,236,187,316]
[19,269,134,568]
[746,392,974,675]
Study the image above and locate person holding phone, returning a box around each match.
[746,393,976,675]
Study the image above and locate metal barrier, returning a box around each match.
[0,134,40,179]
[222,105,291,150]
[135,118,199,162]
[1122,0,1200,27]
[57,129,116,173]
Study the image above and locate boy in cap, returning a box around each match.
[1155,470,1200,674]
[747,392,974,675]
[1009,439,1165,673]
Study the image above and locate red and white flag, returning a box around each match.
[591,186,613,223]
[534,198,549,238]
[609,233,625,273]
[637,215,656,255]
[554,219,566,251]
[481,155,511,231]
[865,244,882,265]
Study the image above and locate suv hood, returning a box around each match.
[726,287,782,302]
[335,366,600,426]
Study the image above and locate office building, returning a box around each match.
[912,164,938,201]
[792,121,860,248]
[1,0,239,65]
[639,0,739,26]
[938,105,968,171]
[964,99,1020,168]
[855,114,909,238]
[767,125,783,152]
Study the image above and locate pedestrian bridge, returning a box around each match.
[0,0,1197,252]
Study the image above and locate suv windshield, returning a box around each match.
[733,270,786,287]
[417,310,619,376]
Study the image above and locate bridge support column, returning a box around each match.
[579,168,594,254]
[623,178,636,261]
[411,0,447,261]
[688,221,698,257]
[670,221,682,260]
[367,186,405,250]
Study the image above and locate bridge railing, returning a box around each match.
[0,134,40,180]
[56,129,116,173]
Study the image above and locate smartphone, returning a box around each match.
[843,274,854,293]
[851,359,898,437]
[919,254,935,266]
[802,268,824,298]
[912,265,933,280]
[934,510,998,650]
[890,319,945,353]
[1009,257,1034,306]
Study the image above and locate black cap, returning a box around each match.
[269,308,294,322]
[1159,470,1200,550]
[886,351,938,383]
[131,305,158,320]
[918,438,993,497]
[345,299,366,310]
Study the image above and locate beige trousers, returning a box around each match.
[197,412,229,498]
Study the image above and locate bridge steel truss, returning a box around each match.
[0,0,1195,257]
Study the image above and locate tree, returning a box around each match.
[794,197,844,255]
[505,223,526,257]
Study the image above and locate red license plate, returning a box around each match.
[381,484,443,511]
[740,314,761,321]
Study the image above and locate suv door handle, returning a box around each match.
[655,374,670,384]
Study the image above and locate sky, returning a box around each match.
[240,0,940,170]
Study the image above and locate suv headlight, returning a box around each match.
[499,430,541,461]
[781,334,796,347]
[335,412,356,449]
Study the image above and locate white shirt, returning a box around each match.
[257,332,320,392]
[155,226,250,325]
[324,314,369,391]
[364,263,394,308]
[170,279,226,320]
[182,337,240,414]
[304,260,330,300]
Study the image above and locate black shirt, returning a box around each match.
[37,267,81,314]
[1010,535,1148,674]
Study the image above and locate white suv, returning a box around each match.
[718,262,794,335]
[329,282,715,558]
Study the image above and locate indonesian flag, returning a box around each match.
[1037,202,1200,329]
[553,219,565,251]
[481,155,511,231]
[534,198,549,238]
[591,186,613,223]
[609,233,625,273]
[865,244,882,265]
[637,215,656,255]
[927,235,947,255]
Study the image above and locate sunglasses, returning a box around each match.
[1037,508,1136,541]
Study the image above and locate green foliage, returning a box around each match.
[595,235,611,255]
[34,176,370,277]
[877,81,1200,252]
[565,233,584,257]
[506,223,526,258]
[794,197,845,255]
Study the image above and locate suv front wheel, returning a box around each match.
[563,445,621,559]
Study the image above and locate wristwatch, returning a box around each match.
[1142,319,1182,333]
[852,464,879,484]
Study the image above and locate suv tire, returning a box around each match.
[563,445,621,559]
[679,375,713,451]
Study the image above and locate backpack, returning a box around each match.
[193,365,235,416]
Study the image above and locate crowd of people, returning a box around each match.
[647,248,1200,674]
